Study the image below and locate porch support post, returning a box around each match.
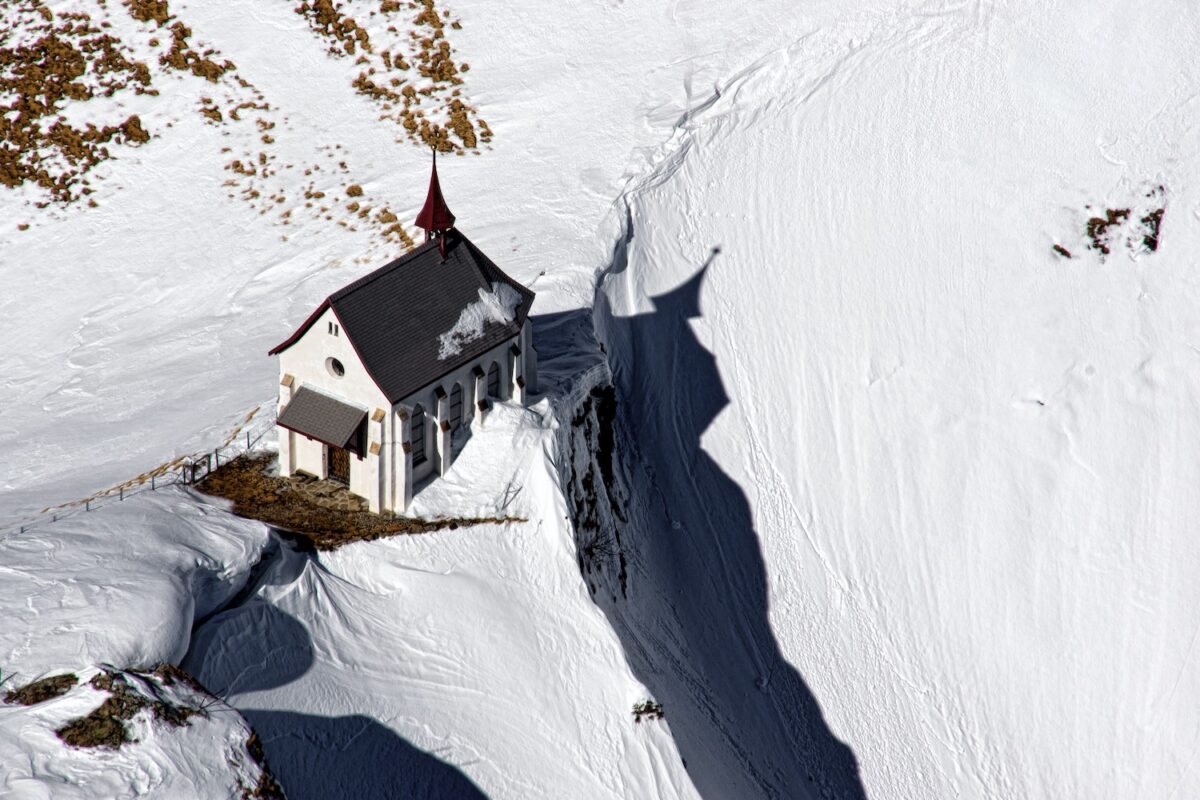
[278,373,295,477]
[316,444,329,480]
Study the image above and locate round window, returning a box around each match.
[326,357,345,377]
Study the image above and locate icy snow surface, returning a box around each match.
[437,282,524,359]
[3,0,1200,797]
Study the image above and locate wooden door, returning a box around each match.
[328,446,350,485]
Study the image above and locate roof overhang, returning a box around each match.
[268,299,332,356]
[277,386,367,455]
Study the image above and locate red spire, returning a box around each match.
[414,149,455,238]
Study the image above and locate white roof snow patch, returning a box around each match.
[437,282,523,360]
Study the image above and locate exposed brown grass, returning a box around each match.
[1085,208,1130,256]
[4,673,78,706]
[0,0,427,247]
[0,2,154,202]
[293,0,489,153]
[56,669,204,749]
[160,21,234,82]
[123,0,171,26]
[197,454,521,550]
[241,731,287,799]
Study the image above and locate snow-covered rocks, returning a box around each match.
[0,666,281,799]
[0,490,275,797]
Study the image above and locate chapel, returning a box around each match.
[269,157,537,512]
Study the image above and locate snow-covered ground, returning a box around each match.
[5,0,1200,797]
[588,4,1200,798]
[1,666,277,799]
[183,403,693,799]
[0,494,274,797]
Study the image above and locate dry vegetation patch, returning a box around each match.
[1055,184,1168,261]
[3,0,439,249]
[4,673,78,705]
[160,21,234,82]
[123,0,171,26]
[55,669,204,749]
[242,732,287,799]
[198,453,520,550]
[0,1,154,202]
[294,0,490,153]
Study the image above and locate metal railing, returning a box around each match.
[1,403,277,540]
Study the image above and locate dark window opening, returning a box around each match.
[449,383,464,429]
[487,362,501,398]
[411,404,426,465]
[327,357,345,377]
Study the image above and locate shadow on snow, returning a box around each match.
[183,537,488,800]
[531,232,868,798]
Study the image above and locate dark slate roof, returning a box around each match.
[270,229,535,403]
[277,387,366,451]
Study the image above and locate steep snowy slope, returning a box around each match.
[184,404,695,800]
[588,2,1200,798]
[7,0,1200,797]
[1,1,823,795]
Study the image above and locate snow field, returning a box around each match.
[5,0,1198,797]
[594,2,1200,797]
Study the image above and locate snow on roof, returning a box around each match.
[437,282,524,360]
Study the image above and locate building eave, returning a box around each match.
[268,298,332,356]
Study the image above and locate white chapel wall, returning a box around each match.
[397,334,521,484]
[278,306,389,480]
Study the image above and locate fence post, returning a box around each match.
[86,500,90,511]
[119,487,124,501]
[152,475,156,490]
[247,431,251,451]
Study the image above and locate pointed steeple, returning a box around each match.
[414,149,455,241]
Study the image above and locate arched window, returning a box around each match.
[487,361,501,398]
[410,404,426,465]
[449,383,464,429]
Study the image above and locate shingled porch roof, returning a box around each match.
[276,386,367,454]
